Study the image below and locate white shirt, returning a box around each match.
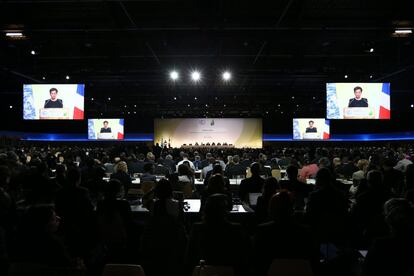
[394,158,413,173]
[176,158,195,172]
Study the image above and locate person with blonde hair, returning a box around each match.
[110,161,132,198]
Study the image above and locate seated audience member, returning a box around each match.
[202,157,215,179]
[351,170,390,245]
[193,155,202,170]
[141,179,187,276]
[349,159,369,197]
[201,174,232,212]
[254,191,318,276]
[200,153,213,169]
[225,155,246,179]
[153,179,182,219]
[298,158,319,183]
[140,162,157,182]
[255,177,278,223]
[240,153,252,169]
[176,153,195,171]
[239,162,265,203]
[153,159,170,176]
[127,153,145,175]
[305,168,349,243]
[12,205,72,267]
[405,163,414,192]
[280,165,313,210]
[382,158,405,196]
[0,165,15,232]
[110,161,132,197]
[96,179,132,261]
[163,154,176,173]
[187,194,249,276]
[55,167,94,256]
[203,163,230,188]
[336,156,358,179]
[364,198,414,276]
[393,153,413,173]
[177,163,195,186]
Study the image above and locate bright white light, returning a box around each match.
[65,75,70,80]
[5,32,23,37]
[395,29,412,34]
[108,97,111,101]
[344,75,348,79]
[170,71,179,80]
[42,76,46,80]
[411,104,414,108]
[173,97,177,100]
[91,98,94,101]
[9,105,13,109]
[370,75,373,79]
[369,48,374,53]
[222,71,231,81]
[191,71,201,82]
[30,50,36,55]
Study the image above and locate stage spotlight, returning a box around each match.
[42,76,46,80]
[65,75,70,80]
[173,97,177,100]
[108,97,111,101]
[191,71,201,82]
[344,74,348,79]
[9,105,13,109]
[222,71,231,81]
[30,50,36,55]
[5,32,23,38]
[91,98,94,101]
[411,104,414,108]
[170,71,179,81]
[394,29,412,34]
[369,48,374,53]
[370,75,373,79]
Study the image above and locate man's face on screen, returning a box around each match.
[309,122,314,127]
[104,122,108,128]
[354,89,362,99]
[50,90,57,100]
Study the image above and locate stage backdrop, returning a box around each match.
[154,118,262,148]
[23,84,84,120]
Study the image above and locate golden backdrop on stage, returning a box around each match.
[154,118,262,148]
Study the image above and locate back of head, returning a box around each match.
[250,162,261,176]
[178,163,190,176]
[155,179,173,200]
[203,193,229,224]
[263,177,278,198]
[384,198,414,237]
[105,179,122,199]
[367,169,384,190]
[207,174,226,194]
[232,155,240,164]
[315,167,333,188]
[318,157,331,168]
[286,165,298,181]
[212,163,223,175]
[66,167,81,187]
[269,191,294,221]
[115,161,128,173]
[143,162,154,174]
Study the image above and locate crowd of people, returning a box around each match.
[0,142,414,276]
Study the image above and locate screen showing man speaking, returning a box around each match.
[326,83,390,119]
[23,84,84,120]
[88,119,124,140]
[293,118,330,140]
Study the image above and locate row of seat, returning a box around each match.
[8,259,313,276]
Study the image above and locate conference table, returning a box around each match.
[130,199,252,214]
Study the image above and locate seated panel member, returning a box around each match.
[100,121,112,133]
[44,88,63,108]
[348,86,368,107]
[305,120,317,133]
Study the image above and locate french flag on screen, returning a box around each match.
[117,119,124,139]
[73,84,85,119]
[378,83,390,119]
[323,120,330,140]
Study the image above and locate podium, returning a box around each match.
[39,108,69,119]
[302,132,321,140]
[97,133,115,140]
[343,107,375,119]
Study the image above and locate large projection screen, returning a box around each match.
[326,83,390,119]
[154,118,262,148]
[23,84,85,120]
[293,118,330,140]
